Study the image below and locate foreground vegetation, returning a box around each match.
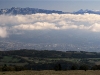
[0,70,99,75]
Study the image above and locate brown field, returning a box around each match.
[0,70,100,75]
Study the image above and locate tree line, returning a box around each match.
[54,64,100,71]
[1,64,100,71]
[0,50,100,58]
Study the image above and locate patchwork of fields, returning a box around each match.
[0,50,100,70]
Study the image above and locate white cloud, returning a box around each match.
[89,23,100,32]
[0,27,7,38]
[1,13,100,38]
[13,22,59,30]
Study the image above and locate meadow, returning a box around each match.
[0,70,100,75]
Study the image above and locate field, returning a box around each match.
[0,70,99,75]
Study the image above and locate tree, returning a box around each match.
[54,63,62,71]
[2,64,7,71]
[91,65,98,70]
[79,65,88,71]
[71,65,78,70]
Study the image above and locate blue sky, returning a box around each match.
[0,0,100,12]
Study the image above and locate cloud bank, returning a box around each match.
[0,13,100,38]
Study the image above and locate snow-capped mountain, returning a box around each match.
[73,9,100,14]
[1,7,100,15]
[0,7,65,15]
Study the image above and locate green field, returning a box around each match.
[0,70,99,75]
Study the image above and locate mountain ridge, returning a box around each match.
[72,9,100,14]
[0,7,65,15]
[1,7,100,15]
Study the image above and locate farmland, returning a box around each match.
[0,50,100,70]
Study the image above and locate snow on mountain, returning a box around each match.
[0,7,65,15]
[73,9,100,14]
[0,7,100,15]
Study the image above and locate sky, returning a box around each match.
[0,0,100,12]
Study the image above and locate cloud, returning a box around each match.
[89,23,100,32]
[1,13,100,38]
[0,27,7,38]
[13,22,59,30]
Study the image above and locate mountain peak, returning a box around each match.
[73,9,100,14]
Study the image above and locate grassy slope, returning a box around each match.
[0,70,99,75]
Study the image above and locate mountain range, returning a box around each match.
[72,9,100,14]
[0,7,65,15]
[0,7,100,15]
